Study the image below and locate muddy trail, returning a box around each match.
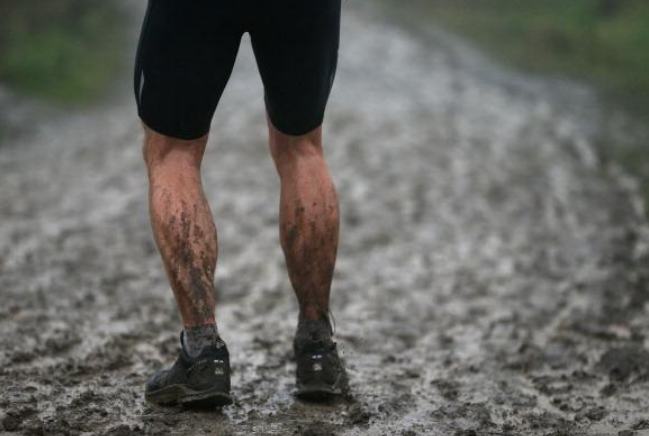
[2,2,649,435]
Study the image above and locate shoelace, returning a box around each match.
[326,309,336,338]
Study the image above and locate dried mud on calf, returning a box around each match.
[2,1,649,435]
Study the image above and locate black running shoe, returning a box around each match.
[294,315,349,400]
[145,333,232,408]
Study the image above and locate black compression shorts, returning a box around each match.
[134,0,341,140]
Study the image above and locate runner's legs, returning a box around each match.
[135,0,243,330]
[135,0,342,326]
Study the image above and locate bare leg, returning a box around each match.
[142,125,218,328]
[267,118,340,321]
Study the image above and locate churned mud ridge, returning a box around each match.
[2,1,649,435]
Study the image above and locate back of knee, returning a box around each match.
[142,127,206,170]
[270,135,324,166]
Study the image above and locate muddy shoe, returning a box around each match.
[294,316,349,400]
[145,334,232,408]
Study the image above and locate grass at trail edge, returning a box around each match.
[392,0,649,113]
[381,0,649,215]
[0,0,129,104]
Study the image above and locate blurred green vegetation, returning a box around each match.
[391,0,649,113]
[385,0,649,214]
[0,0,128,104]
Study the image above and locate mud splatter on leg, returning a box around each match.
[144,131,219,328]
[272,127,340,321]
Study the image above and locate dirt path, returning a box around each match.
[2,2,649,435]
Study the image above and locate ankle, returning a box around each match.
[299,306,330,322]
[182,324,220,358]
[295,313,333,348]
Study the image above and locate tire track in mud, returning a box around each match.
[2,2,649,435]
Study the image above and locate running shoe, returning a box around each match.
[145,333,232,408]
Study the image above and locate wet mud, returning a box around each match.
[2,1,649,435]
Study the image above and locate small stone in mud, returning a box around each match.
[11,350,36,364]
[575,405,607,422]
[298,423,338,436]
[600,383,617,397]
[344,403,372,426]
[545,431,572,436]
[430,403,494,429]
[454,431,477,436]
[431,379,460,401]
[596,347,649,382]
[526,412,574,431]
[105,424,134,436]
[503,342,546,372]
[2,407,37,432]
[2,412,23,432]
[632,419,649,430]
[383,354,398,363]
[377,394,415,417]
[24,420,44,436]
[403,368,420,379]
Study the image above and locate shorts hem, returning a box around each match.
[266,112,325,137]
[138,113,210,141]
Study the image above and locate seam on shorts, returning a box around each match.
[134,0,156,108]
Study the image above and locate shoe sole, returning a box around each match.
[296,373,348,401]
[296,383,338,400]
[146,384,233,409]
